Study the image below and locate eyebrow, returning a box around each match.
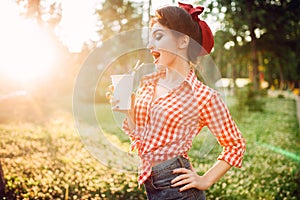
[152,29,164,36]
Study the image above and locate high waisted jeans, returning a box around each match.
[144,156,206,200]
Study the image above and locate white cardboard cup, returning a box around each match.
[111,74,134,110]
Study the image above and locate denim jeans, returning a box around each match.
[144,156,206,200]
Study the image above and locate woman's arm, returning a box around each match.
[171,160,231,191]
[172,94,245,191]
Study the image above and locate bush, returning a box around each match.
[234,84,266,114]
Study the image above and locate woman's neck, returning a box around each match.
[164,60,191,83]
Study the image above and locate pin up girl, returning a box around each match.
[108,2,245,200]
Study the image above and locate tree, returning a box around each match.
[16,0,62,27]
[212,30,250,90]
[205,0,300,90]
[96,0,144,41]
[257,0,300,89]
[204,0,264,90]
[75,0,145,103]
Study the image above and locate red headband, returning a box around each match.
[178,2,214,55]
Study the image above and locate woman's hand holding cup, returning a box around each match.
[106,84,136,129]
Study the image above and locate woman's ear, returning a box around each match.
[178,35,190,49]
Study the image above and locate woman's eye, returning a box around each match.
[154,33,163,40]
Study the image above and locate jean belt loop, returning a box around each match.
[177,156,185,168]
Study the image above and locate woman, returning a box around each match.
[109,2,246,200]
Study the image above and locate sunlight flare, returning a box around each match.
[258,142,300,162]
[0,1,56,85]
[55,0,99,53]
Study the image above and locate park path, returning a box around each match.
[297,96,300,130]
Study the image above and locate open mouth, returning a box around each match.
[151,50,160,64]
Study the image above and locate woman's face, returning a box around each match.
[147,23,181,68]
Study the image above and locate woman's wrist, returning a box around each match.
[200,160,231,190]
[200,174,215,190]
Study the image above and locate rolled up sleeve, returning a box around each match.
[201,94,246,168]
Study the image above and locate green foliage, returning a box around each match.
[97,0,144,41]
[208,0,300,86]
[233,84,267,115]
[1,97,299,199]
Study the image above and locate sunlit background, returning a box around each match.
[0,0,299,199]
[0,1,55,84]
[0,0,298,91]
[0,0,222,122]
[0,0,221,87]
[0,0,97,88]
[0,0,298,127]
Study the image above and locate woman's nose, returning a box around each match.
[147,38,154,50]
[147,42,152,50]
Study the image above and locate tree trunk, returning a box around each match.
[0,161,5,197]
[247,0,260,91]
[232,63,237,95]
[278,62,285,90]
[250,28,260,91]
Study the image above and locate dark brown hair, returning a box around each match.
[150,6,202,63]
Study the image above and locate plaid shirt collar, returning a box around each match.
[140,68,199,90]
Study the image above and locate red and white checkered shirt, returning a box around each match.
[123,69,246,186]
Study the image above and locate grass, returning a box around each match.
[0,96,299,199]
[201,97,300,199]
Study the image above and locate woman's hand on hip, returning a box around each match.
[171,168,211,191]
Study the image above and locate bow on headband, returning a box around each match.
[178,2,214,55]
